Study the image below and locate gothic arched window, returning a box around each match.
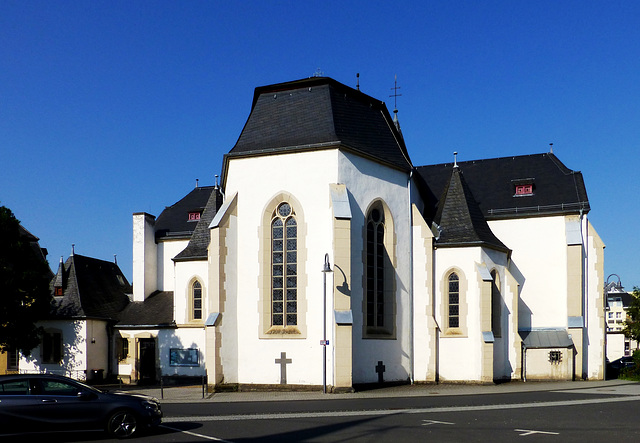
[448,272,460,328]
[192,280,202,320]
[272,202,297,327]
[366,205,385,328]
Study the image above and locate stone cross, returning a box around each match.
[275,352,292,384]
[375,360,385,383]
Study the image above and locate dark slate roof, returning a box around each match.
[174,187,223,261]
[520,330,574,349]
[226,77,412,172]
[155,186,215,241]
[433,166,510,253]
[115,291,174,328]
[416,153,590,222]
[51,254,131,321]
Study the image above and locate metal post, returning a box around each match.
[322,253,332,394]
[323,268,327,394]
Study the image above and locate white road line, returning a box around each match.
[164,394,640,423]
[515,429,559,436]
[422,419,455,426]
[160,424,233,442]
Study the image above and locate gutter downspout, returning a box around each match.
[433,230,439,383]
[580,209,588,379]
[522,343,527,382]
[408,169,415,384]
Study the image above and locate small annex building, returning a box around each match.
[18,253,131,381]
[124,76,605,389]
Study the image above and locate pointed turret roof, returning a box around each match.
[174,186,224,261]
[433,165,510,253]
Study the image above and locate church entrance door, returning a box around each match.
[138,338,156,384]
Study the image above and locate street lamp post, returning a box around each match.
[322,253,333,394]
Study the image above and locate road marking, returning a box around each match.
[164,394,640,423]
[160,424,233,442]
[422,419,454,426]
[515,429,559,436]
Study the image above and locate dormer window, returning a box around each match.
[512,178,535,197]
[515,184,533,196]
[54,286,63,297]
[188,212,201,222]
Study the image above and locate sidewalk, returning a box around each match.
[112,379,640,404]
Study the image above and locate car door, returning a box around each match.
[0,378,41,430]
[34,378,105,430]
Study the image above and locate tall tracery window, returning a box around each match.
[366,205,385,328]
[272,202,297,327]
[448,273,460,328]
[192,280,202,320]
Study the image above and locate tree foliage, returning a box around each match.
[0,206,53,356]
[623,286,640,349]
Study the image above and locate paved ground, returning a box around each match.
[108,379,640,404]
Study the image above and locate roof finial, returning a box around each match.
[549,143,553,154]
[114,254,117,265]
[214,174,219,189]
[453,151,459,168]
[71,244,75,256]
[196,178,199,188]
[313,67,324,77]
[390,75,402,112]
[356,73,360,91]
[390,75,402,131]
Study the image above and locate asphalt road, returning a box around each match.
[6,383,640,442]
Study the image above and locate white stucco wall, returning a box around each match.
[586,219,605,379]
[489,216,568,330]
[20,320,89,379]
[132,213,157,301]
[524,348,573,380]
[338,151,413,384]
[174,260,209,324]
[223,150,339,385]
[117,328,207,379]
[157,239,189,292]
[219,148,414,386]
[434,247,484,381]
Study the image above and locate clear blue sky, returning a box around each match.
[1,1,638,289]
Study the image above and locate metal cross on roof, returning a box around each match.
[390,74,402,111]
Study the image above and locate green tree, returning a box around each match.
[0,206,53,356]
[623,287,640,350]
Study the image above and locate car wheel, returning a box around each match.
[107,410,138,438]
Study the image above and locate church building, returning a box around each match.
[124,76,605,389]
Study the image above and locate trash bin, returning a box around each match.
[91,369,104,382]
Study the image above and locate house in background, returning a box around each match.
[605,278,636,362]
[18,253,131,381]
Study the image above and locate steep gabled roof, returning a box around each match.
[225,77,412,175]
[155,186,215,241]
[51,254,131,320]
[416,153,590,222]
[433,166,510,253]
[174,187,223,261]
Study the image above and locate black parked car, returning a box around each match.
[0,374,162,438]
